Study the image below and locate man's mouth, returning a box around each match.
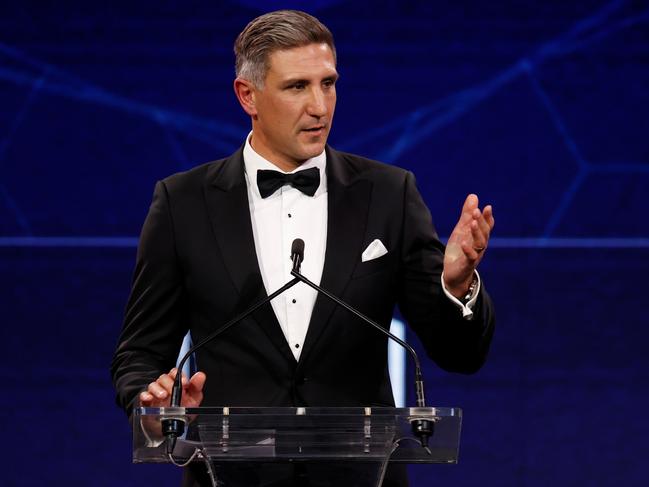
[302,125,326,133]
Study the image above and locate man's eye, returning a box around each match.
[291,83,306,90]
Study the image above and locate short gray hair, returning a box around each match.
[234,10,337,88]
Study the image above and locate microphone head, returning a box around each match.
[291,238,305,260]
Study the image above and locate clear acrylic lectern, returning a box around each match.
[133,406,462,487]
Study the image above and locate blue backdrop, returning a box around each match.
[1,1,648,485]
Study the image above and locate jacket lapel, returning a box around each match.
[298,147,372,365]
[203,148,297,365]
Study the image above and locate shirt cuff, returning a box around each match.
[440,270,481,320]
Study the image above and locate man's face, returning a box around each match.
[249,43,338,171]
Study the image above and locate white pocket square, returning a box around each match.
[362,239,388,262]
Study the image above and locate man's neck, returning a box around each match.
[249,134,304,172]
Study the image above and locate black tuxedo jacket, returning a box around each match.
[111,146,495,416]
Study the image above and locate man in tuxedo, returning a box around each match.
[112,9,495,487]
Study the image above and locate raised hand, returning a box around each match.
[139,368,206,408]
[443,194,494,298]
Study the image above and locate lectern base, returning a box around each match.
[181,459,407,487]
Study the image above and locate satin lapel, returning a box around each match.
[203,149,296,365]
[298,148,372,365]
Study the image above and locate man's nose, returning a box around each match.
[306,88,327,117]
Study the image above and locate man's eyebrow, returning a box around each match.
[280,73,339,87]
[280,78,310,87]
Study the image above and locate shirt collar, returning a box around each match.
[243,131,327,199]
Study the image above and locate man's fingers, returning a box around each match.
[446,199,492,287]
[476,214,491,238]
[483,205,495,230]
[157,373,175,393]
[181,372,206,407]
[463,193,479,210]
[188,371,207,394]
[453,194,479,225]
[462,194,479,214]
[139,368,201,408]
[139,391,154,404]
[471,221,489,252]
[461,240,480,262]
[169,367,190,387]
[147,381,169,399]
[470,202,494,238]
[472,209,491,242]
[146,368,184,401]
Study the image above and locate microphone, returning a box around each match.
[289,240,434,450]
[291,238,304,272]
[161,243,306,455]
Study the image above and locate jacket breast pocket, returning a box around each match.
[350,254,392,280]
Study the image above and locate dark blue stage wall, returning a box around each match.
[1,1,648,485]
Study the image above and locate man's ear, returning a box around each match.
[233,78,258,117]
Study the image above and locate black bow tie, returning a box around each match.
[257,167,320,198]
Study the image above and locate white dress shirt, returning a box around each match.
[243,135,327,360]
[243,134,480,360]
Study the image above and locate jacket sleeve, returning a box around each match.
[396,171,495,374]
[111,180,189,416]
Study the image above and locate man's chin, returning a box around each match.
[298,140,327,159]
